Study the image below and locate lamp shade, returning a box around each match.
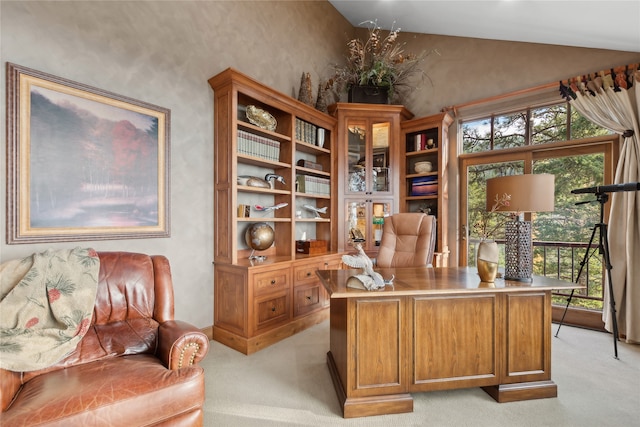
[486,174,555,213]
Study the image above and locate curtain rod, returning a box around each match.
[442,62,640,116]
[562,63,639,85]
[442,81,557,116]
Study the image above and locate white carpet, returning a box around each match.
[202,321,640,426]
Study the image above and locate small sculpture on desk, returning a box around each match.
[342,243,394,291]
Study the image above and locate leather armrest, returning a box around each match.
[1,369,22,412]
[157,320,210,370]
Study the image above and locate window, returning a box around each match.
[459,95,618,329]
[462,102,611,153]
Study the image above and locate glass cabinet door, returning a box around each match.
[345,201,367,244]
[371,201,391,245]
[346,120,391,195]
[346,122,367,194]
[372,121,391,193]
[345,200,392,250]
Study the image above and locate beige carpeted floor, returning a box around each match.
[201,321,640,426]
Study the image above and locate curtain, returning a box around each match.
[559,65,640,344]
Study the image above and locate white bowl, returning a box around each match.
[414,161,433,173]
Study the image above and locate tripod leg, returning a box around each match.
[555,223,598,337]
[600,223,619,359]
[555,289,575,337]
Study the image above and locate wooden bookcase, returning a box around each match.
[400,112,453,266]
[208,68,341,354]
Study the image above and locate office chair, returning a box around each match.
[376,213,437,268]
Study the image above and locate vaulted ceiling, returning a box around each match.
[329,1,640,53]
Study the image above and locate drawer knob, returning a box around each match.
[306,296,312,300]
[271,279,276,285]
[306,272,312,277]
[271,306,276,312]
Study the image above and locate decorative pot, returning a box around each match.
[348,85,389,104]
[477,240,499,283]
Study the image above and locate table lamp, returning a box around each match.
[486,174,555,282]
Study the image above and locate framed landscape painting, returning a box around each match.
[6,63,170,243]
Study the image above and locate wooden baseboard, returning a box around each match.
[213,308,329,355]
[201,325,214,341]
[551,305,605,331]
[482,380,557,403]
[327,351,413,418]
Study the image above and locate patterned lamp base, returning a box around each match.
[504,219,533,282]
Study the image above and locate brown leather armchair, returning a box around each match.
[1,252,210,427]
[376,213,437,268]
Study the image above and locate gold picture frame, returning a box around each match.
[6,63,170,243]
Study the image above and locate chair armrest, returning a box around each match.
[1,369,22,412]
[157,320,210,370]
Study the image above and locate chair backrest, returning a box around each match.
[376,213,437,268]
[21,252,174,381]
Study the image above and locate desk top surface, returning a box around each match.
[317,267,583,298]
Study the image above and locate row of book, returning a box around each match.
[296,175,330,195]
[237,204,251,218]
[296,118,326,148]
[237,130,281,162]
[410,133,437,151]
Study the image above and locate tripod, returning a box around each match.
[554,191,620,359]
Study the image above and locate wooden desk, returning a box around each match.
[316,267,583,418]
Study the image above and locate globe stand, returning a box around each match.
[248,250,267,262]
[245,222,275,262]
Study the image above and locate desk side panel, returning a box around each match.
[330,298,348,386]
[504,291,551,382]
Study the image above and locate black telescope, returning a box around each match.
[571,182,640,194]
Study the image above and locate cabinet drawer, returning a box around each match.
[294,257,342,284]
[253,268,290,295]
[255,292,290,330]
[293,262,323,284]
[323,259,342,270]
[294,283,323,317]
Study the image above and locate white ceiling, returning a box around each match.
[328,0,640,53]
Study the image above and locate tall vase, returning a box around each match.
[477,240,499,283]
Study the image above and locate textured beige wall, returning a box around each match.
[0,1,353,328]
[1,1,638,327]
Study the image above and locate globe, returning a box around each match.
[245,222,275,251]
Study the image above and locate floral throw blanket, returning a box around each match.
[0,247,99,372]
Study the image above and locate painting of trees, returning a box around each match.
[28,87,161,228]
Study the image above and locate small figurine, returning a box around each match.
[265,173,286,188]
[253,203,288,213]
[302,204,328,218]
[238,173,286,189]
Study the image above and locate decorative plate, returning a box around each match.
[246,105,277,131]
